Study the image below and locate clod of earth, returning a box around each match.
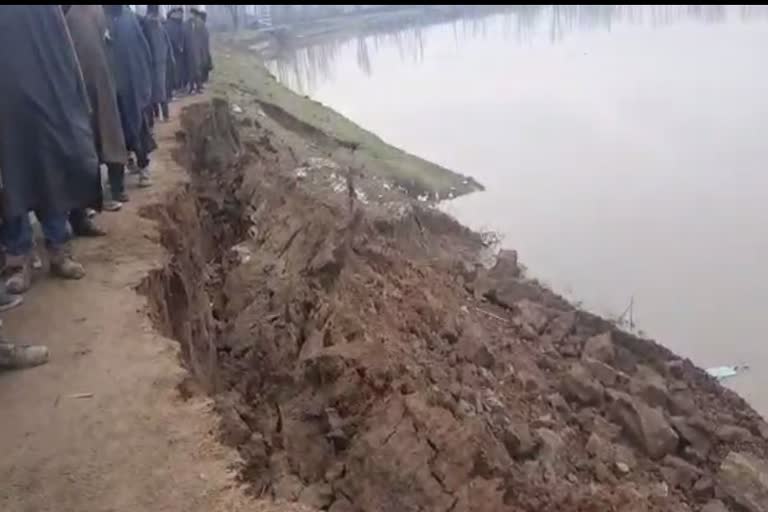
[140,99,768,512]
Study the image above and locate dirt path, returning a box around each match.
[0,97,284,512]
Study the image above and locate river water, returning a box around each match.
[268,5,768,414]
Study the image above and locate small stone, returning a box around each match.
[665,359,686,379]
[558,339,582,358]
[535,428,565,463]
[490,249,521,278]
[298,483,334,509]
[562,363,605,405]
[586,433,613,462]
[324,461,345,482]
[583,356,626,387]
[670,416,712,457]
[610,391,679,460]
[668,391,697,416]
[582,332,615,364]
[614,444,637,470]
[701,500,729,512]
[717,451,768,512]
[756,421,768,440]
[593,461,617,484]
[503,422,538,459]
[567,473,578,483]
[546,311,576,343]
[533,414,556,429]
[329,497,355,512]
[515,299,551,333]
[273,474,303,501]
[615,462,631,475]
[661,455,702,490]
[629,366,670,409]
[547,392,570,412]
[692,476,715,501]
[716,424,752,444]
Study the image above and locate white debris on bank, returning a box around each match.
[706,365,750,381]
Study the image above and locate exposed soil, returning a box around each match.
[139,99,768,512]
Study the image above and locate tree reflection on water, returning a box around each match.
[267,5,768,94]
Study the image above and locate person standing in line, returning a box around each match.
[141,4,175,123]
[165,7,186,95]
[64,4,130,231]
[199,10,213,85]
[104,5,157,188]
[0,5,99,293]
[183,7,204,95]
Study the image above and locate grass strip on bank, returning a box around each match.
[211,36,483,200]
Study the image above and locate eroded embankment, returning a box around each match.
[140,100,768,512]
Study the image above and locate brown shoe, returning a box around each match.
[5,254,32,294]
[49,244,85,280]
[0,343,49,369]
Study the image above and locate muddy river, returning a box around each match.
[268,6,768,413]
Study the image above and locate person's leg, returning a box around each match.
[137,151,152,188]
[38,211,85,280]
[152,102,160,119]
[0,316,48,369]
[0,342,49,369]
[69,208,107,238]
[0,278,23,312]
[2,214,34,293]
[107,162,128,202]
[161,102,169,122]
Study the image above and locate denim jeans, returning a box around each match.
[2,212,69,256]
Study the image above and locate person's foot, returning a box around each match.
[0,343,49,369]
[127,157,140,175]
[31,251,43,270]
[72,217,107,237]
[103,199,123,212]
[0,291,23,312]
[138,168,153,188]
[115,190,130,202]
[49,245,85,280]
[5,256,32,294]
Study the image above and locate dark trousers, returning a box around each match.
[135,152,150,170]
[152,102,169,121]
[2,212,69,256]
[107,162,126,196]
[69,208,90,231]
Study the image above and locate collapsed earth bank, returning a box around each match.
[140,100,768,512]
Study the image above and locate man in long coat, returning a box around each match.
[183,7,204,94]
[200,11,213,84]
[0,5,98,292]
[165,7,186,93]
[141,4,175,122]
[104,4,156,187]
[64,4,129,234]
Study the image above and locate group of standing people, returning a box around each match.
[0,5,213,370]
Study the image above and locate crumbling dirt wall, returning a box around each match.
[140,100,768,512]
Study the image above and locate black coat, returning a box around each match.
[140,14,174,103]
[165,16,186,88]
[0,5,99,219]
[104,5,155,155]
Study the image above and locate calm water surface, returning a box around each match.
[269,6,768,413]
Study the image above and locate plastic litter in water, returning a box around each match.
[706,365,749,380]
